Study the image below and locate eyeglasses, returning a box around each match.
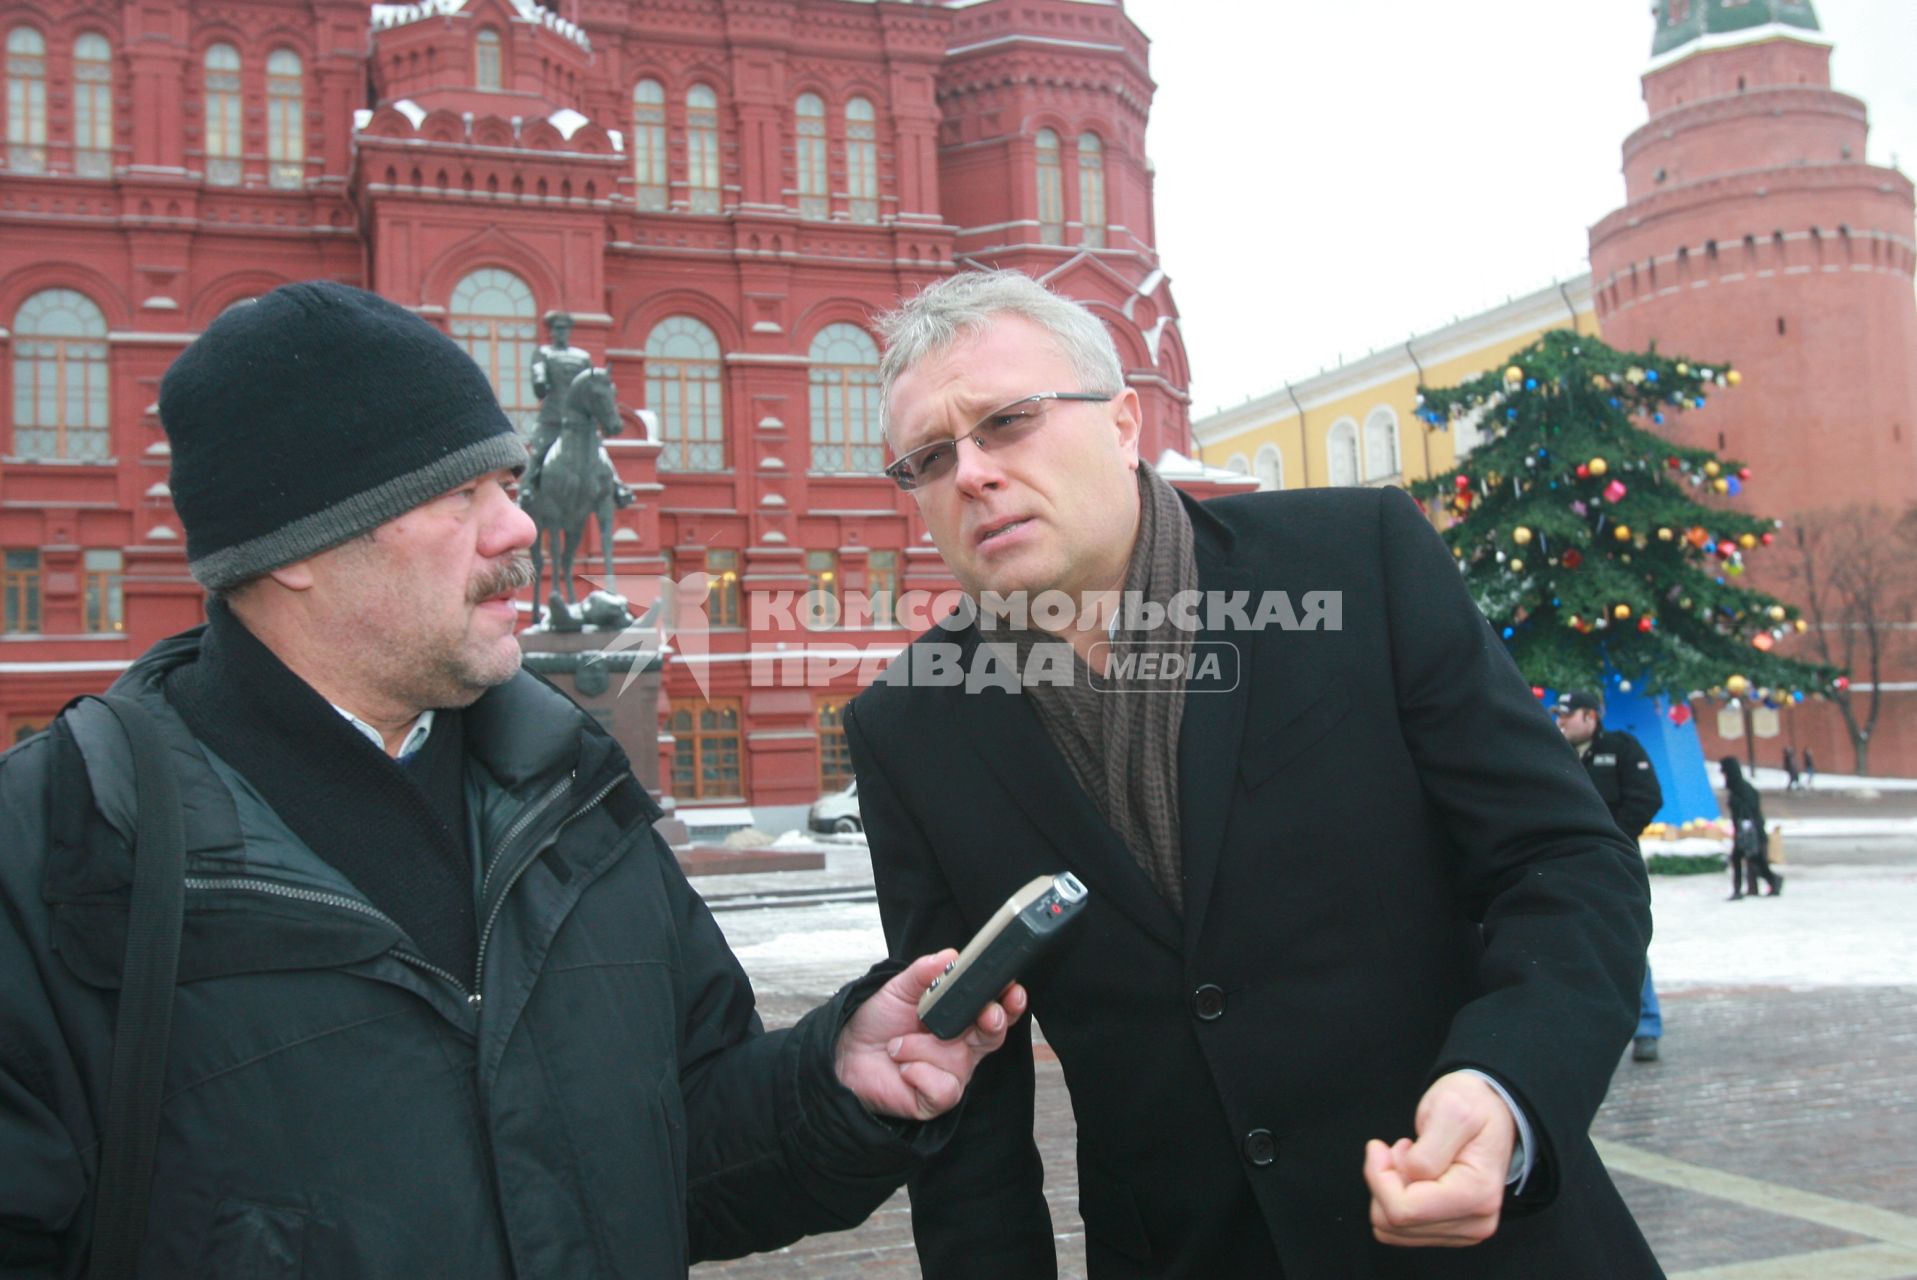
[884,391,1118,492]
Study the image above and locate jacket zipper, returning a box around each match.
[469,772,624,1010]
[178,771,627,1014]
[182,877,473,996]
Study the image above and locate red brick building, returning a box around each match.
[1589,0,1917,774]
[0,0,1213,807]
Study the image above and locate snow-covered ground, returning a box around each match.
[1647,854,1917,990]
[712,833,1917,1002]
[1747,765,1917,792]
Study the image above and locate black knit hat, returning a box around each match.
[159,281,528,591]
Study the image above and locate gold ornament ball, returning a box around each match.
[1738,533,1757,550]
[1727,674,1750,696]
[1509,559,1525,573]
[1727,370,1742,386]
[1588,457,1609,477]
[1657,527,1674,542]
[1794,618,1808,632]
[1768,605,1787,621]
[1513,526,1533,545]
[1614,604,1632,620]
[1592,374,1609,390]
[1676,362,1689,375]
[1505,365,1523,383]
[1703,460,1721,477]
[1613,524,1632,542]
[1713,477,1731,494]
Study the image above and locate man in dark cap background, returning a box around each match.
[1555,689,1666,1062]
[0,281,1019,1278]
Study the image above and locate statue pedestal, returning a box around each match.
[517,627,685,839]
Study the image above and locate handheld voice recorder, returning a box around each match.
[916,872,1088,1040]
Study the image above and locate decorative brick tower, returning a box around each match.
[1589,0,1917,772]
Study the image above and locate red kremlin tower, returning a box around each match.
[1590,0,1917,773]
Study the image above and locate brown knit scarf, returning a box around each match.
[1002,460,1198,912]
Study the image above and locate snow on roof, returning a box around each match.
[1155,448,1257,484]
[371,0,591,54]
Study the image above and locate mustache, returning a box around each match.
[469,556,536,604]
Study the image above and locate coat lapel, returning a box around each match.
[1177,496,1257,947]
[951,632,1183,954]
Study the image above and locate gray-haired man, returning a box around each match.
[849,269,1659,1277]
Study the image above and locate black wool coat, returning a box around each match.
[848,486,1663,1279]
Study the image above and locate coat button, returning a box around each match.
[1243,1129,1276,1167]
[1192,984,1226,1021]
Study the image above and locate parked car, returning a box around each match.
[808,780,862,834]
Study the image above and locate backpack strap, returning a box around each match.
[72,693,186,1280]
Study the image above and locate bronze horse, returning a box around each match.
[520,367,623,625]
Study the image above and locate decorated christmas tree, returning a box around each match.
[1407,330,1839,713]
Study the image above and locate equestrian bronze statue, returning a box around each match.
[520,316,632,628]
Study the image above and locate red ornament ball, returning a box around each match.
[1575,463,1590,480]
[1562,549,1585,569]
[1666,456,1682,470]
[1835,676,1851,691]
[1637,617,1654,633]
[1669,705,1693,727]
[1738,467,1752,481]
[1531,686,1545,700]
[1454,474,1471,490]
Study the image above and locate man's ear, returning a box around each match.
[1112,387,1143,468]
[266,558,317,592]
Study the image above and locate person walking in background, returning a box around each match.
[1783,746,1801,791]
[1555,691,1666,1063]
[1721,756,1783,900]
[1804,747,1817,790]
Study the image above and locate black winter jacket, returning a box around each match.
[0,630,935,1278]
[1577,727,1664,845]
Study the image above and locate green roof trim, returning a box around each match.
[1651,0,1821,58]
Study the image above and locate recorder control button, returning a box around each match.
[1192,984,1226,1022]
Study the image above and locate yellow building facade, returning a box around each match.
[1192,276,1596,494]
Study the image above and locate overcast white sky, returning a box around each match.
[1118,0,1917,418]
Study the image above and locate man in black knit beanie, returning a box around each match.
[0,280,1022,1278]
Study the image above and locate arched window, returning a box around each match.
[6,27,47,173]
[449,269,538,431]
[686,85,720,214]
[1254,444,1284,492]
[645,317,725,471]
[1357,404,1403,479]
[809,324,882,473]
[12,289,110,461]
[1363,407,1400,481]
[631,79,666,211]
[795,92,826,219]
[474,29,501,91]
[845,97,877,223]
[203,43,241,186]
[267,49,303,189]
[1078,132,1106,248]
[1035,129,1063,245]
[1225,454,1249,475]
[1326,419,1360,487]
[73,33,112,177]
